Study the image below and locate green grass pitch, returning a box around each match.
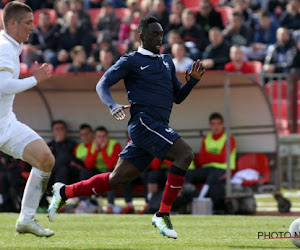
[0,213,298,249]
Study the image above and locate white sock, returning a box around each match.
[198,184,209,199]
[147,193,153,202]
[18,167,51,222]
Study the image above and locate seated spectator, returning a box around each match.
[149,0,169,31]
[125,25,141,53]
[179,8,209,60]
[223,11,253,46]
[232,0,255,29]
[171,43,193,73]
[264,27,298,73]
[57,10,93,65]
[196,0,223,37]
[55,0,70,28]
[22,11,59,67]
[185,113,236,214]
[48,120,77,187]
[202,27,231,70]
[96,1,121,41]
[96,48,115,72]
[165,0,183,33]
[162,29,183,55]
[85,126,134,214]
[268,0,288,20]
[279,0,300,30]
[243,10,279,61]
[225,45,255,73]
[69,0,92,29]
[67,46,95,73]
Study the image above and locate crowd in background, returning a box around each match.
[0,0,299,75]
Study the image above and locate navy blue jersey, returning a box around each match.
[96,49,198,124]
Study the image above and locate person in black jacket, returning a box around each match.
[202,27,231,70]
[67,46,95,73]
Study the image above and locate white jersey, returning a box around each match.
[0,30,36,129]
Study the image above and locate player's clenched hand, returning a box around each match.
[185,59,205,82]
[32,62,52,83]
[111,105,131,121]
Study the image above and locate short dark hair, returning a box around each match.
[259,10,271,18]
[51,120,67,129]
[138,16,160,34]
[95,126,108,134]
[232,11,243,19]
[80,123,93,131]
[209,112,224,122]
[3,1,32,28]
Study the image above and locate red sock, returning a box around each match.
[65,172,111,198]
[159,172,185,213]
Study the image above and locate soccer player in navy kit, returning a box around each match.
[48,16,205,239]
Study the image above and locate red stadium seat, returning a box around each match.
[115,8,131,22]
[271,99,287,120]
[182,0,202,8]
[215,6,233,26]
[29,63,54,74]
[265,81,287,99]
[88,8,101,29]
[210,0,221,7]
[236,153,270,186]
[54,63,71,74]
[20,63,28,74]
[247,61,263,74]
[33,8,57,26]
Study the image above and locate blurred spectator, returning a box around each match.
[264,27,297,73]
[57,10,93,65]
[268,0,288,20]
[202,27,231,70]
[96,1,121,40]
[140,0,152,16]
[171,43,193,73]
[70,0,92,29]
[125,25,141,53]
[179,8,208,60]
[279,0,300,30]
[166,0,183,33]
[225,45,255,73]
[96,48,115,72]
[196,0,223,36]
[149,0,169,31]
[22,11,60,67]
[186,113,236,214]
[85,0,102,8]
[223,11,253,47]
[243,10,279,61]
[85,126,134,214]
[48,120,77,186]
[232,0,255,29]
[67,46,95,73]
[162,29,183,55]
[55,0,70,28]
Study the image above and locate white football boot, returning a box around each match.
[152,213,178,239]
[16,219,54,237]
[47,182,66,222]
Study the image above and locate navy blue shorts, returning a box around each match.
[119,112,180,172]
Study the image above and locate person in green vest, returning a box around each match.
[185,112,236,214]
[85,126,134,214]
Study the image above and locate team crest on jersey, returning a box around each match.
[163,61,170,70]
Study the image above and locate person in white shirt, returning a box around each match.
[171,42,193,73]
[0,2,55,237]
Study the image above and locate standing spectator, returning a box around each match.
[67,46,95,73]
[202,27,231,70]
[84,126,134,214]
[196,0,223,37]
[279,0,300,30]
[96,48,115,72]
[225,45,255,73]
[48,120,77,187]
[166,0,183,33]
[171,43,193,73]
[179,8,209,60]
[57,10,93,65]
[22,11,59,67]
[96,1,121,41]
[264,27,298,73]
[149,0,169,31]
[223,11,253,46]
[69,0,92,29]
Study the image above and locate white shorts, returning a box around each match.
[0,118,41,160]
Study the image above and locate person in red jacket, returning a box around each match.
[84,126,134,214]
[224,45,255,74]
[186,113,236,214]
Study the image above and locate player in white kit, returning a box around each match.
[0,2,55,237]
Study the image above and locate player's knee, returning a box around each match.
[109,174,129,189]
[38,151,55,172]
[180,147,194,169]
